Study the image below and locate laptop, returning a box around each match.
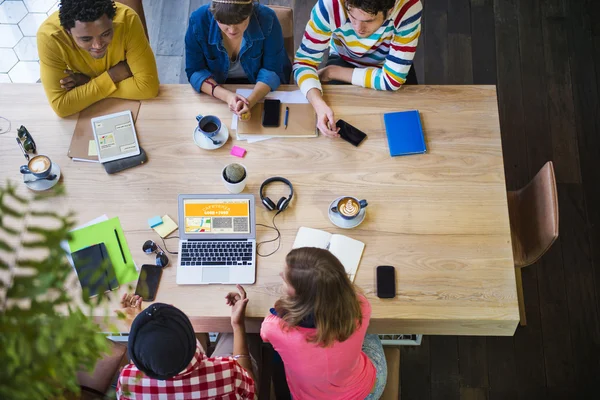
[176,194,256,285]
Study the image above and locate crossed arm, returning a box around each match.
[38,14,158,118]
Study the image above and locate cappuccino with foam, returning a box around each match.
[20,155,53,179]
[337,197,360,217]
[331,196,368,221]
[29,155,51,174]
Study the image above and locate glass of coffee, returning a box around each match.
[331,196,368,220]
[19,155,52,179]
[196,114,222,139]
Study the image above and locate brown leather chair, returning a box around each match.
[76,339,127,397]
[507,161,559,325]
[380,346,401,400]
[117,0,148,38]
[267,5,295,63]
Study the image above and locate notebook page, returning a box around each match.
[328,234,365,282]
[292,227,332,249]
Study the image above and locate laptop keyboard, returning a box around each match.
[180,241,253,266]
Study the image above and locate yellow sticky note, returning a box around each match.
[88,140,98,156]
[153,215,178,238]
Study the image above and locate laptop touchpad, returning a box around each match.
[202,268,230,283]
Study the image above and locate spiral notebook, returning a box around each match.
[383,110,427,156]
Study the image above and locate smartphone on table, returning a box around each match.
[376,265,396,299]
[336,120,368,146]
[134,264,163,301]
[262,99,281,127]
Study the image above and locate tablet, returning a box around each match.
[91,110,141,163]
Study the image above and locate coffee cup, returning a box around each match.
[19,154,52,179]
[331,196,368,220]
[196,114,221,139]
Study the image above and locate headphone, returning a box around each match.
[260,177,294,213]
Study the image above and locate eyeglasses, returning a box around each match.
[16,125,37,157]
[142,240,169,267]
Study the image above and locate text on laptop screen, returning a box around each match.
[183,199,250,234]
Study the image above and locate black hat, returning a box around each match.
[128,303,196,380]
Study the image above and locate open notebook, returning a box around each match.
[292,227,365,282]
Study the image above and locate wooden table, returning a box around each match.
[0,84,519,336]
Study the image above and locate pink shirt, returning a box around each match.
[260,296,375,400]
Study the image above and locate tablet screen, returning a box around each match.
[92,111,140,162]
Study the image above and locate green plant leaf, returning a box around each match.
[0,182,111,400]
[0,203,24,218]
[0,222,19,235]
[0,239,15,252]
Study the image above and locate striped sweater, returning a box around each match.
[294,0,422,95]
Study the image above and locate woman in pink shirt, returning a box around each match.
[260,247,387,399]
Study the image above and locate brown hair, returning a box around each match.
[210,0,255,25]
[345,0,394,16]
[274,247,363,347]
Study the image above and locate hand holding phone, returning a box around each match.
[306,89,339,137]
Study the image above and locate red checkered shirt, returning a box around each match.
[116,341,256,399]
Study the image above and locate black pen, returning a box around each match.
[114,229,126,264]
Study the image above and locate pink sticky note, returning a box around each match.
[230,146,246,158]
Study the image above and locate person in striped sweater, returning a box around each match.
[294,0,422,137]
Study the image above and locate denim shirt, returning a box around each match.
[185,5,292,91]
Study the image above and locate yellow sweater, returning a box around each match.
[37,4,159,117]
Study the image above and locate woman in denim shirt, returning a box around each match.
[185,0,292,118]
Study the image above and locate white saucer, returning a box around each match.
[193,125,229,150]
[328,197,366,229]
[23,162,61,191]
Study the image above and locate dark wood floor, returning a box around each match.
[145,0,600,398]
[403,0,600,399]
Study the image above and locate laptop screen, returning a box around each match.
[183,198,251,235]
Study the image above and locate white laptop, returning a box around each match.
[176,194,256,285]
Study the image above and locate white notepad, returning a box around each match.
[292,227,365,282]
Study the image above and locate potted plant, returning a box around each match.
[222,163,247,194]
[0,183,109,400]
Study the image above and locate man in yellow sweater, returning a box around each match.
[37,0,159,117]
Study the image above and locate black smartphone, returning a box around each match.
[134,264,163,301]
[262,99,281,127]
[376,265,396,299]
[337,119,367,147]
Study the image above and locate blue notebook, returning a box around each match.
[383,110,427,156]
